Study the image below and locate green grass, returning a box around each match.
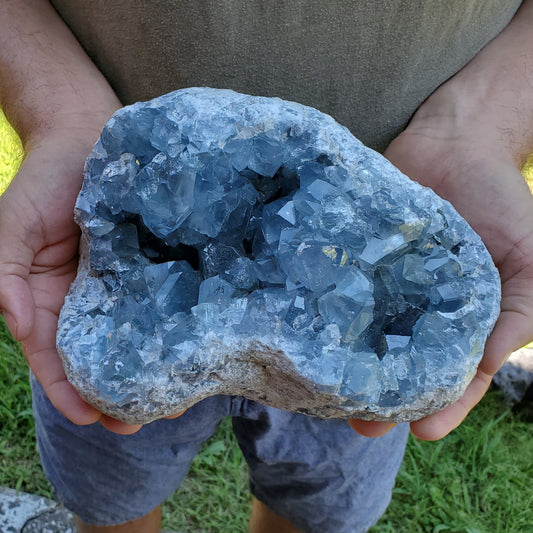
[0,316,53,497]
[373,392,533,533]
[1,110,533,532]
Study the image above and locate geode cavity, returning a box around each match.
[57,88,501,424]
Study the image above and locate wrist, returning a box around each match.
[0,0,121,151]
[407,0,533,169]
[406,81,520,169]
[9,66,121,152]
[23,99,120,155]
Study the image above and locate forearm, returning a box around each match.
[410,0,533,167]
[0,0,120,150]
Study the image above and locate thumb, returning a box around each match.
[0,190,38,341]
[480,307,533,376]
[0,271,34,341]
[479,258,533,376]
[348,420,397,438]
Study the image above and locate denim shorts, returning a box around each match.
[31,373,409,533]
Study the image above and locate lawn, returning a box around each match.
[1,109,532,533]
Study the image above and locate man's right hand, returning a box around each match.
[0,0,150,434]
[0,124,147,434]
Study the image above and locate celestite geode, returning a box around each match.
[57,88,501,424]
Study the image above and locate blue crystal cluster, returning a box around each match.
[57,88,501,424]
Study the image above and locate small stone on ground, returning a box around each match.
[0,487,74,533]
[493,347,533,404]
[0,487,183,532]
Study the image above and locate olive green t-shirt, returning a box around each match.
[50,0,521,152]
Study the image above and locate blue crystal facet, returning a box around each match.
[57,88,501,424]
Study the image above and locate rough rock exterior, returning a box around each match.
[57,88,501,424]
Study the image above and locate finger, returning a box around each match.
[46,374,102,426]
[27,323,141,433]
[409,368,492,441]
[0,273,34,341]
[23,305,100,425]
[164,410,187,419]
[0,184,41,340]
[348,420,397,438]
[480,306,533,376]
[26,343,101,425]
[28,275,146,435]
[99,415,143,435]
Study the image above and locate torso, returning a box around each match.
[50,0,522,151]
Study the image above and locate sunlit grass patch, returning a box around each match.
[372,389,533,533]
[0,110,23,192]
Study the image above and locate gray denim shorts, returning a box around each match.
[31,373,408,533]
